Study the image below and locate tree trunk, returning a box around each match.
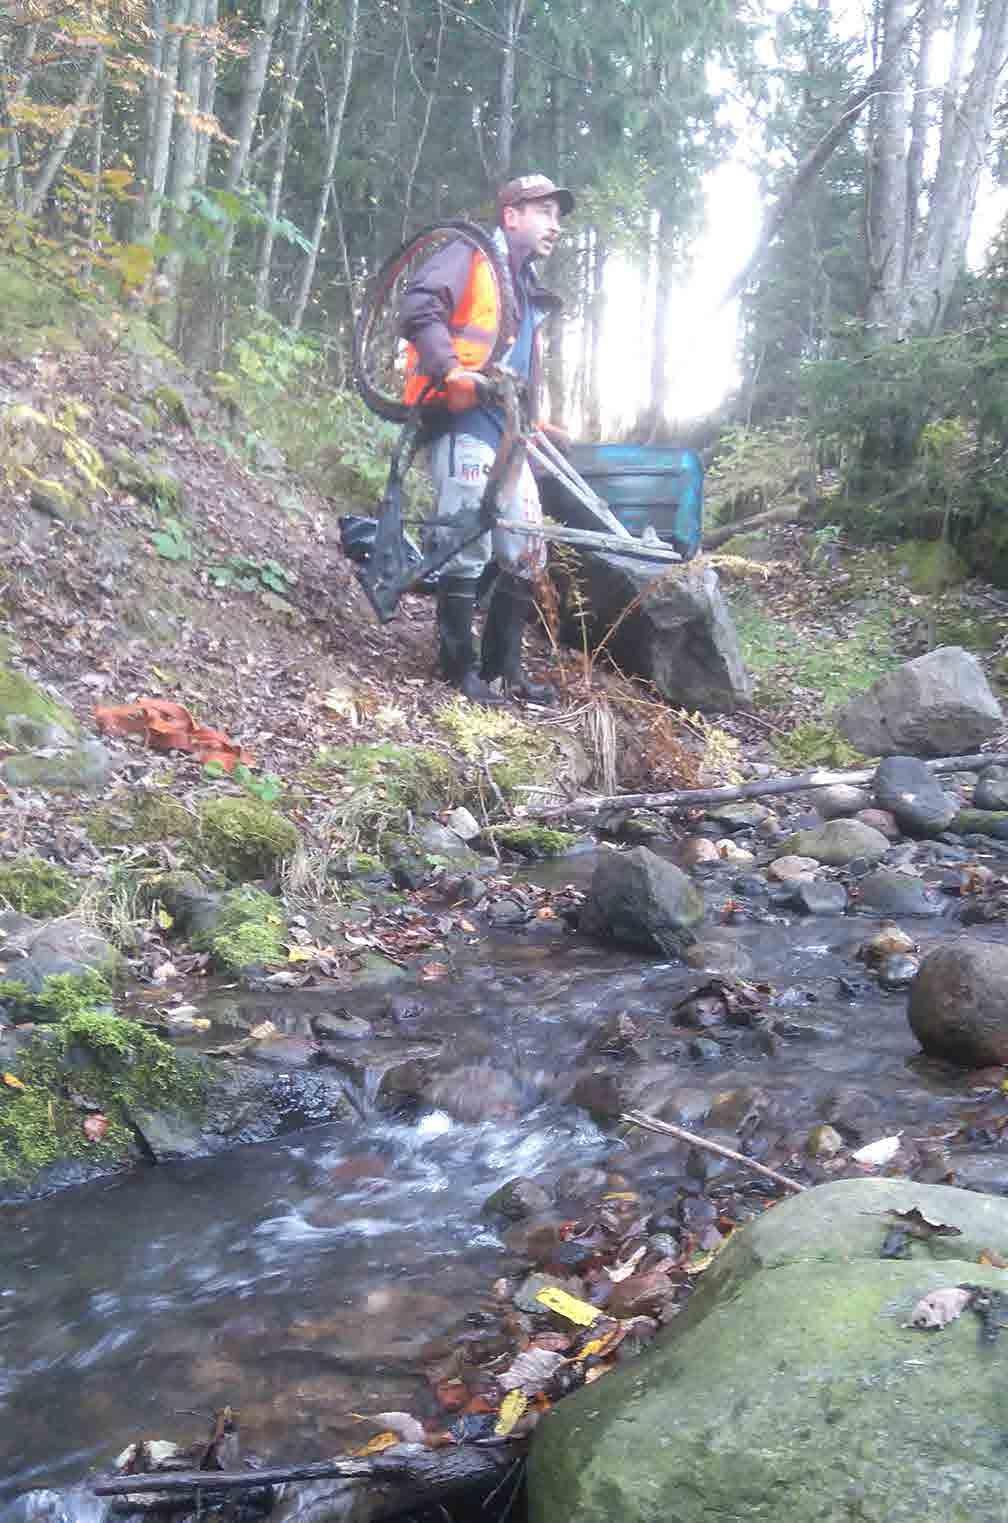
[3,23,39,210]
[224,0,282,197]
[254,0,311,311]
[139,0,189,241]
[644,214,675,440]
[585,231,607,440]
[135,0,165,229]
[496,0,526,179]
[290,0,359,331]
[904,0,941,275]
[193,0,218,187]
[864,0,912,340]
[84,50,106,282]
[165,0,204,291]
[25,47,103,219]
[400,0,445,238]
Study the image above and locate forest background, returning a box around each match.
[4,0,1008,582]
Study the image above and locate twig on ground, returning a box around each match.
[621,1110,807,1194]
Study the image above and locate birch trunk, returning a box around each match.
[193,0,217,187]
[290,0,359,332]
[254,0,310,311]
[136,0,165,217]
[165,0,204,286]
[25,48,103,218]
[224,0,282,197]
[140,0,189,241]
[903,0,941,273]
[84,51,106,282]
[3,23,39,210]
[864,0,912,340]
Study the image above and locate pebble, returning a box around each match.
[767,855,819,882]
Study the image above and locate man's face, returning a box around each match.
[503,197,562,260]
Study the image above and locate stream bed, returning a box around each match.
[4,848,1008,1509]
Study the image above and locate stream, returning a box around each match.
[3,846,1008,1511]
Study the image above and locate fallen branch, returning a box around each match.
[702,501,803,551]
[92,1442,515,1505]
[621,1110,806,1194]
[529,752,1008,819]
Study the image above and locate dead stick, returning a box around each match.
[529,752,1008,819]
[92,1444,513,1498]
[621,1110,806,1194]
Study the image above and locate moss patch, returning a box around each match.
[434,699,563,805]
[773,722,866,770]
[89,792,195,848]
[0,856,80,918]
[489,825,580,858]
[191,886,287,971]
[311,741,457,850]
[0,664,77,737]
[884,539,968,594]
[0,970,113,1021]
[199,797,300,880]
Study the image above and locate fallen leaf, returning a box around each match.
[357,1411,426,1445]
[350,1432,401,1457]
[249,1020,278,1040]
[83,1113,109,1142]
[420,962,449,981]
[2,1072,26,1091]
[909,1286,972,1330]
[979,1249,1008,1268]
[883,1207,962,1240]
[497,1347,567,1395]
[577,1324,629,1361]
[94,698,253,771]
[494,1390,528,1436]
[584,1360,616,1384]
[535,1286,602,1327]
[851,1134,902,1167]
[606,1244,648,1282]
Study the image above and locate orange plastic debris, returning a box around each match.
[94,699,253,771]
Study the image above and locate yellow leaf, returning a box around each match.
[2,1072,26,1091]
[534,1287,601,1327]
[287,946,314,963]
[602,1191,639,1201]
[494,1390,528,1437]
[350,1432,400,1457]
[156,908,174,930]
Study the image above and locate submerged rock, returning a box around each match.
[579,846,705,957]
[908,941,1008,1066]
[837,646,1003,757]
[528,1178,1008,1523]
[856,869,943,918]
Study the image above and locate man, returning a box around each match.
[400,174,575,704]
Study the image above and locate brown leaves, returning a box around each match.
[909,1286,972,1330]
[94,698,253,771]
[82,1112,110,1142]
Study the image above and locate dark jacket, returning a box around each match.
[399,232,561,427]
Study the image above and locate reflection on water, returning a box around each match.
[2,862,1005,1501]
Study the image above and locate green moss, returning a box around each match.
[730,595,898,710]
[199,796,300,880]
[0,994,205,1183]
[0,970,113,1020]
[489,825,580,858]
[311,741,457,850]
[89,792,195,847]
[885,539,967,594]
[149,385,193,430]
[191,885,287,971]
[0,664,76,736]
[0,856,80,918]
[773,722,865,769]
[434,699,560,806]
[104,446,184,510]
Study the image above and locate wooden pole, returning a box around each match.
[527,753,1008,819]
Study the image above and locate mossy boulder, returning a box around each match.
[88,791,196,848]
[104,445,185,510]
[149,384,194,430]
[0,918,121,1001]
[434,699,590,808]
[199,797,300,880]
[0,664,76,741]
[2,741,112,792]
[489,825,582,859]
[0,856,80,918]
[530,1179,1008,1523]
[191,886,287,972]
[948,808,1008,840]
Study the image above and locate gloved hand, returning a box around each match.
[443,366,482,413]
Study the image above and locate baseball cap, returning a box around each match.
[496,174,575,218]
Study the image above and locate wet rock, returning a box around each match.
[443,805,481,840]
[789,880,848,916]
[683,939,754,977]
[679,836,720,867]
[311,1010,373,1040]
[415,820,484,864]
[568,1063,682,1123]
[974,764,1008,812]
[606,1269,676,1319]
[767,854,820,882]
[425,1065,524,1122]
[202,1061,354,1145]
[732,874,768,899]
[909,942,1008,1065]
[678,1193,717,1228]
[554,1166,610,1203]
[948,808,1008,841]
[814,784,870,820]
[130,1105,208,1162]
[837,646,1004,757]
[0,915,119,999]
[483,1176,553,1221]
[528,1179,1008,1523]
[487,897,529,927]
[584,1012,645,1056]
[855,868,943,918]
[714,838,755,866]
[514,1271,581,1315]
[579,846,705,957]
[855,807,898,838]
[704,802,771,832]
[873,754,957,836]
[777,819,890,867]
[689,1036,722,1061]
[876,953,920,990]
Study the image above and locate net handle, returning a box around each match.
[352,220,509,424]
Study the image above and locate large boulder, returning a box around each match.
[873,754,957,835]
[908,941,1008,1065]
[837,647,1003,758]
[529,1178,1008,1523]
[556,556,751,713]
[579,846,705,956]
[775,818,890,866]
[975,763,1008,812]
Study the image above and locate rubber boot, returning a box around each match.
[480,571,557,706]
[436,577,504,704]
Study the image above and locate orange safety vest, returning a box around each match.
[403,249,501,407]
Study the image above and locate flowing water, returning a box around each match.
[3,850,1007,1507]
